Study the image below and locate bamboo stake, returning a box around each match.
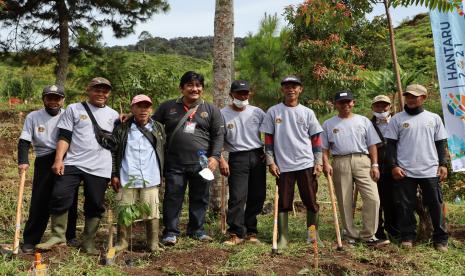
[326,175,343,250]
[13,169,26,254]
[271,187,279,255]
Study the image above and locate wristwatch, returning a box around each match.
[371,163,379,168]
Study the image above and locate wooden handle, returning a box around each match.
[107,209,113,249]
[13,170,26,254]
[327,175,343,249]
[271,187,279,253]
[220,175,227,234]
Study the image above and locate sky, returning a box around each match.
[102,0,428,46]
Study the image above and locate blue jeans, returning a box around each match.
[162,163,211,238]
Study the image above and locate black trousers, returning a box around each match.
[375,173,400,240]
[226,149,266,238]
[23,153,79,245]
[162,163,211,238]
[50,166,108,218]
[393,176,448,244]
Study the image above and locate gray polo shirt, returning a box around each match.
[384,110,448,178]
[58,102,119,178]
[221,105,265,152]
[19,108,63,157]
[322,114,381,155]
[260,103,323,173]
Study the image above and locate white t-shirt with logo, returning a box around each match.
[260,103,323,173]
[322,114,381,155]
[221,105,265,152]
[20,108,63,157]
[58,102,119,178]
[384,110,447,178]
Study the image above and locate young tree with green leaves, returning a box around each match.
[236,13,292,110]
[0,0,169,86]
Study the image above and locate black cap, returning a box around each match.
[42,85,65,97]
[280,75,302,86]
[334,90,354,102]
[230,80,250,93]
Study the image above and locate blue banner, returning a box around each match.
[431,2,465,172]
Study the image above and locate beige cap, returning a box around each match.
[372,95,391,105]
[88,77,112,89]
[403,84,427,96]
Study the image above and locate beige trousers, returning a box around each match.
[117,186,160,219]
[332,154,379,240]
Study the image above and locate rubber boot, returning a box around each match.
[81,217,100,255]
[113,225,129,253]
[277,212,289,250]
[36,212,68,250]
[146,219,162,252]
[307,211,324,247]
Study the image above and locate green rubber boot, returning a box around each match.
[36,212,68,250]
[146,219,162,252]
[277,212,289,250]
[81,217,100,255]
[113,225,129,253]
[307,211,324,247]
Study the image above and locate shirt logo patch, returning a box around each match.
[80,114,88,120]
[333,128,339,134]
[200,111,209,118]
[275,117,282,124]
[298,117,305,124]
[37,126,45,133]
[426,121,434,128]
[107,118,114,126]
[169,108,177,115]
[402,123,410,128]
[227,123,235,129]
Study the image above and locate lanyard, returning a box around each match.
[183,104,198,121]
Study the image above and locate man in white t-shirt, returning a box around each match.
[219,80,266,245]
[260,75,323,250]
[322,90,387,247]
[384,84,449,252]
[37,77,119,254]
[17,85,78,253]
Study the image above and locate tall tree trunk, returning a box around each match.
[211,0,234,212]
[56,0,69,86]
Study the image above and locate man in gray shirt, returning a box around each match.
[385,84,449,252]
[260,75,323,250]
[219,80,266,245]
[322,91,387,247]
[37,77,119,254]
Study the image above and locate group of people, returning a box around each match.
[17,70,449,256]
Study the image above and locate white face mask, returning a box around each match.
[233,98,249,109]
[373,111,390,119]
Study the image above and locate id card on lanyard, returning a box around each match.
[183,105,197,134]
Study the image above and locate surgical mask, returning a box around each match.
[233,98,249,109]
[373,111,390,119]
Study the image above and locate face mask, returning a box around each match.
[233,98,249,109]
[373,111,390,119]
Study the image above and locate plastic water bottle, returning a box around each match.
[198,150,208,169]
[454,195,462,205]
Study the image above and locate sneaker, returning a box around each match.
[223,234,244,246]
[365,237,390,247]
[434,243,448,252]
[162,236,177,246]
[344,238,356,245]
[196,234,213,242]
[21,243,35,254]
[67,238,80,248]
[401,240,413,249]
[245,234,261,244]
